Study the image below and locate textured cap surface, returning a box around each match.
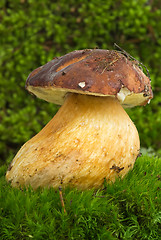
[26,49,153,107]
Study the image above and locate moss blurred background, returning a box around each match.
[0,0,161,165]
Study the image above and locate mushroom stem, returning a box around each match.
[6,93,140,189]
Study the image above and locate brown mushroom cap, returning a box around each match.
[26,49,153,107]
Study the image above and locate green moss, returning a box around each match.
[1,155,161,239]
[1,2,161,239]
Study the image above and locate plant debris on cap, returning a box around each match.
[26,49,153,107]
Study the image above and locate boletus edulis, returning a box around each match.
[6,49,153,190]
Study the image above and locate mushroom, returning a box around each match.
[6,49,153,190]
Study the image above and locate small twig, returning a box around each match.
[59,186,66,214]
[114,43,151,81]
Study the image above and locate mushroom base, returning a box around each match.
[6,94,140,190]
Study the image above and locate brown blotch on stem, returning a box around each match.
[110,164,124,173]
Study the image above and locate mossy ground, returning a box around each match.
[1,2,161,239]
[0,155,161,240]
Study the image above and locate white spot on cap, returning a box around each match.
[117,87,132,103]
[78,82,86,88]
